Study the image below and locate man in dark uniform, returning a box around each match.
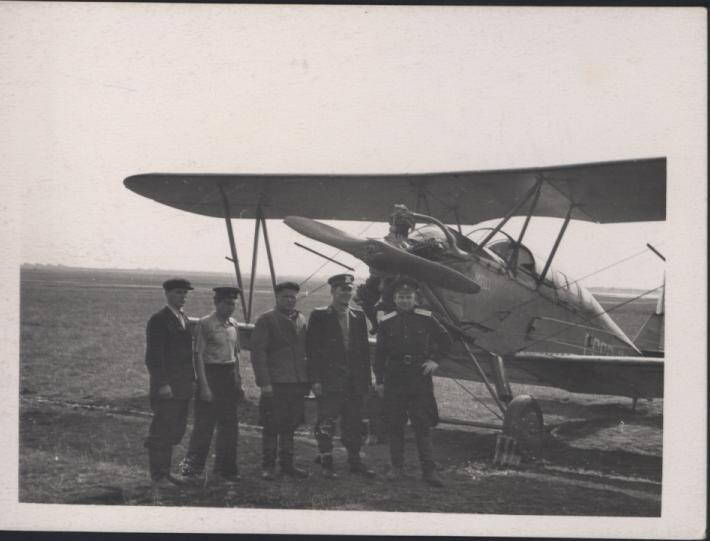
[374,276,453,487]
[250,281,310,480]
[179,287,242,483]
[306,274,375,480]
[144,278,196,489]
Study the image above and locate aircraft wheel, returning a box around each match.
[502,395,544,459]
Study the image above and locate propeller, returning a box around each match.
[284,216,481,294]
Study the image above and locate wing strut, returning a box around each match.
[509,175,544,272]
[259,206,278,292]
[246,208,262,323]
[419,282,507,416]
[219,189,278,323]
[538,203,575,285]
[472,179,542,252]
[246,205,279,322]
[219,184,248,321]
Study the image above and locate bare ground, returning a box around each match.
[20,393,661,515]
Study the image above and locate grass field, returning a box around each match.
[19,266,663,515]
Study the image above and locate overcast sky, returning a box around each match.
[2,5,706,290]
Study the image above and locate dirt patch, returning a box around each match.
[19,400,660,516]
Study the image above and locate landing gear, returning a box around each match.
[500,394,544,462]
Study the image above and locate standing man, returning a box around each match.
[179,287,242,483]
[144,278,196,489]
[374,276,453,487]
[306,274,375,480]
[250,281,310,480]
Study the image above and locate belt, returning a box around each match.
[390,354,424,366]
[204,362,236,368]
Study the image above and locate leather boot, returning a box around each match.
[348,454,375,478]
[389,427,405,472]
[386,464,405,481]
[321,454,338,480]
[147,443,171,483]
[279,432,309,478]
[281,463,309,478]
[422,467,445,487]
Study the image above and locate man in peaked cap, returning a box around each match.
[179,286,243,483]
[374,276,453,488]
[250,281,311,480]
[306,274,375,479]
[144,278,196,490]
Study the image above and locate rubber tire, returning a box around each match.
[502,394,544,459]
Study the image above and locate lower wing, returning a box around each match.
[436,349,663,399]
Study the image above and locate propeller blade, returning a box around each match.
[284,216,364,252]
[284,216,481,294]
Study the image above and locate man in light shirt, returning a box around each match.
[179,286,243,483]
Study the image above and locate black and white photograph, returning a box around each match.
[1,3,706,537]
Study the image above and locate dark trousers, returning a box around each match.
[384,385,438,472]
[315,392,365,461]
[145,398,190,481]
[259,383,308,469]
[182,364,239,476]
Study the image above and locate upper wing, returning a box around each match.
[124,157,666,224]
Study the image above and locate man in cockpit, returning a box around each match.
[355,205,416,331]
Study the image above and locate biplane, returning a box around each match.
[124,157,665,457]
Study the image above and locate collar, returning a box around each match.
[210,311,236,327]
[166,304,185,320]
[277,308,300,321]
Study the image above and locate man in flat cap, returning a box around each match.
[250,281,310,480]
[374,276,452,487]
[144,278,196,489]
[179,286,243,483]
[306,274,375,479]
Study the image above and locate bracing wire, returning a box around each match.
[447,376,505,421]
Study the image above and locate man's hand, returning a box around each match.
[375,383,385,398]
[261,384,274,397]
[199,384,213,402]
[312,383,322,397]
[158,384,173,399]
[422,360,439,375]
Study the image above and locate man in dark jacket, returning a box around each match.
[144,278,196,489]
[306,274,375,479]
[374,276,452,487]
[250,281,310,480]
